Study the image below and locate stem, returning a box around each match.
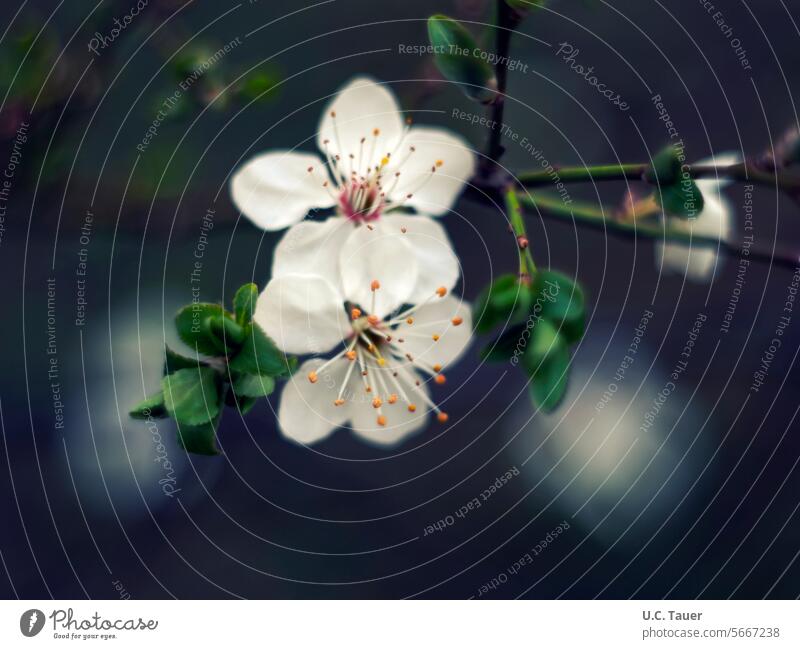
[517,192,800,270]
[505,187,537,275]
[482,1,521,172]
[516,161,800,195]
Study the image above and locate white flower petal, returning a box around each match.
[255,274,349,354]
[696,152,742,191]
[654,153,740,281]
[316,77,404,174]
[657,194,732,281]
[387,126,475,216]
[272,217,351,288]
[230,151,334,231]
[278,358,350,445]
[339,225,419,318]
[378,214,461,304]
[348,368,430,446]
[393,295,472,368]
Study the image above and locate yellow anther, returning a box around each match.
[435,159,444,167]
[380,156,390,167]
[377,358,386,367]
[432,334,440,342]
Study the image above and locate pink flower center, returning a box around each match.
[338,180,384,222]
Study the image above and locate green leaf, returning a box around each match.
[655,180,705,219]
[531,270,586,344]
[236,68,281,102]
[175,417,220,455]
[161,367,221,426]
[479,323,525,362]
[164,345,205,375]
[130,392,168,419]
[427,15,498,103]
[644,145,682,186]
[232,373,276,398]
[521,319,561,373]
[175,303,229,355]
[473,274,531,334]
[207,314,246,350]
[233,283,259,325]
[226,389,258,414]
[229,322,292,377]
[524,332,569,412]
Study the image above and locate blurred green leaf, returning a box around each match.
[656,181,705,220]
[427,14,497,103]
[473,273,531,334]
[525,330,570,411]
[531,270,586,343]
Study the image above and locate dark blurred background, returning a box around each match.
[1,0,799,599]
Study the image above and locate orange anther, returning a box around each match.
[373,128,380,136]
[372,397,382,409]
[435,159,444,167]
[367,314,380,326]
[346,350,357,361]
[432,334,440,342]
[377,415,387,426]
[433,364,442,372]
[351,307,362,319]
[437,412,449,423]
[452,316,463,326]
[435,374,446,385]
[388,394,398,404]
[406,317,414,325]
[436,286,447,297]
[371,279,381,291]
[334,399,345,406]
[407,404,417,413]
[307,371,318,384]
